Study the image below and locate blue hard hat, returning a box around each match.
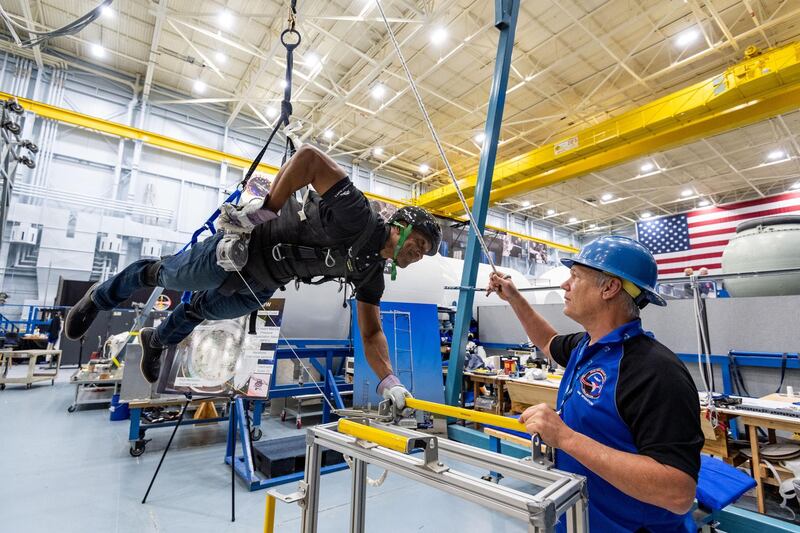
[560,235,666,308]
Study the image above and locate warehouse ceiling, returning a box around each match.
[2,0,800,234]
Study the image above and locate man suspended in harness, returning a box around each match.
[64,144,442,408]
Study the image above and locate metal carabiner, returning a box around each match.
[272,244,285,262]
[280,28,301,51]
[324,249,335,268]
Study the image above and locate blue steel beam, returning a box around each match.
[445,0,520,407]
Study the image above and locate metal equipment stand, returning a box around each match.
[271,419,587,533]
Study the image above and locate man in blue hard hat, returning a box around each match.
[487,235,703,532]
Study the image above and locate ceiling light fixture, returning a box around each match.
[601,193,613,202]
[791,182,800,190]
[214,51,226,64]
[265,106,278,119]
[698,199,711,207]
[419,163,430,174]
[474,132,486,144]
[546,209,555,216]
[101,5,114,18]
[193,80,206,93]
[373,147,384,157]
[323,129,334,141]
[675,28,699,47]
[306,52,321,68]
[589,223,597,229]
[371,84,386,99]
[279,79,288,89]
[640,162,655,173]
[681,188,694,198]
[568,217,578,224]
[522,200,531,207]
[430,27,447,45]
[90,43,106,58]
[218,10,234,29]
[767,149,786,161]
[640,212,652,220]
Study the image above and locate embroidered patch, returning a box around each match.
[579,368,607,400]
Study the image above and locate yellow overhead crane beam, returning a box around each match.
[1,90,577,253]
[0,90,281,175]
[415,42,800,215]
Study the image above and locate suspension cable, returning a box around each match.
[232,268,338,413]
[373,0,498,273]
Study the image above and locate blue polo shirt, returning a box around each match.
[550,319,703,532]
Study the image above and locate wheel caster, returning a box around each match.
[280,409,286,422]
[129,441,147,457]
[26,383,32,389]
[67,405,77,413]
[3,121,21,135]
[250,427,263,441]
[20,156,35,169]
[296,419,302,429]
[21,140,38,153]
[5,101,23,114]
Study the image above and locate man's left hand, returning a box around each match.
[519,403,575,449]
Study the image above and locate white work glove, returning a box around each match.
[377,374,412,410]
[218,197,278,234]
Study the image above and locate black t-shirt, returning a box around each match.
[318,178,387,306]
[550,332,703,482]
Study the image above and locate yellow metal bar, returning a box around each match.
[0,90,280,175]
[263,494,276,533]
[0,92,575,252]
[337,419,412,452]
[405,398,527,433]
[416,42,800,213]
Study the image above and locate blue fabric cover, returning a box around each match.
[696,454,756,510]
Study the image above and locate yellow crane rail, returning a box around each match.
[415,42,800,214]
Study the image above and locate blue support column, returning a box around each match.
[445,0,520,407]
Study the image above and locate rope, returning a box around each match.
[373,0,498,273]
[344,454,389,486]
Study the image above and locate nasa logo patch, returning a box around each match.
[579,368,607,401]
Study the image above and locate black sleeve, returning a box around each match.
[319,178,373,240]
[617,336,704,481]
[353,262,386,306]
[548,333,583,367]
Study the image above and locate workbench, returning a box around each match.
[462,371,510,415]
[0,348,61,390]
[68,363,123,412]
[715,393,800,515]
[505,375,561,411]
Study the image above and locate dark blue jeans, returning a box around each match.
[92,232,274,346]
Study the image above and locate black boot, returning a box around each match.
[64,282,101,340]
[139,327,165,384]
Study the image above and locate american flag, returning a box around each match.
[636,191,800,276]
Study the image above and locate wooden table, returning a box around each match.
[463,371,510,416]
[0,349,62,390]
[716,393,800,514]
[505,376,561,411]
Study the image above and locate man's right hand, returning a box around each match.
[486,271,520,301]
[377,374,412,410]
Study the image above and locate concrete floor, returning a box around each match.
[0,368,531,533]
